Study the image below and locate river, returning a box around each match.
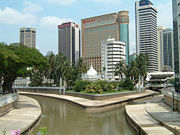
[28,95,137,135]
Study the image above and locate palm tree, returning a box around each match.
[45,51,56,85]
[135,53,149,90]
[114,60,126,80]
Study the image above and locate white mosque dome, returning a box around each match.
[82,64,101,81]
[86,65,98,76]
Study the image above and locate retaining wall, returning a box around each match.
[0,93,18,116]
[17,87,59,94]
[164,94,180,112]
[65,91,138,100]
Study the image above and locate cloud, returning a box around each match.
[48,0,76,5]
[0,7,37,25]
[91,0,121,4]
[23,1,43,13]
[157,1,173,28]
[40,16,73,28]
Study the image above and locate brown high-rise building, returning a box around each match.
[81,11,129,72]
[20,27,36,48]
[58,22,81,63]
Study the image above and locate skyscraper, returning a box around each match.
[157,26,165,72]
[58,22,81,63]
[172,0,180,92]
[135,0,158,72]
[81,11,129,72]
[20,27,36,48]
[163,28,174,71]
[158,26,174,72]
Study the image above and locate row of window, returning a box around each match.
[85,19,116,28]
[85,25,117,33]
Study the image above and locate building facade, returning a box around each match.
[101,38,125,81]
[163,28,174,71]
[58,22,81,63]
[20,27,36,48]
[172,0,180,92]
[135,0,158,72]
[157,26,165,72]
[158,27,174,72]
[81,11,129,72]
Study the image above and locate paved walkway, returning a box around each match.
[19,90,157,112]
[0,96,41,135]
[125,96,180,135]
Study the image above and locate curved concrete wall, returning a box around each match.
[0,93,18,116]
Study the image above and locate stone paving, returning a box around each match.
[146,102,180,135]
[0,96,41,135]
[126,95,180,135]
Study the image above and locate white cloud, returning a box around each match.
[157,1,173,28]
[91,0,121,4]
[23,1,43,13]
[48,0,76,5]
[0,7,37,25]
[40,16,73,28]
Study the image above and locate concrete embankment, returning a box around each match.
[0,93,18,116]
[19,90,157,112]
[0,96,41,135]
[125,101,180,135]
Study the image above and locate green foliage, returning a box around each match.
[118,79,134,91]
[115,53,149,83]
[0,43,47,92]
[74,80,91,92]
[73,80,118,94]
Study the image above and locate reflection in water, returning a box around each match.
[28,96,136,135]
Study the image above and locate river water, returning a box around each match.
[28,95,137,135]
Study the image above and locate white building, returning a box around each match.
[135,0,158,72]
[13,77,30,87]
[101,38,125,81]
[58,22,81,63]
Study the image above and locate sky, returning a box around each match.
[0,0,173,55]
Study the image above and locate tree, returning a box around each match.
[0,43,47,93]
[115,60,126,80]
[66,58,88,88]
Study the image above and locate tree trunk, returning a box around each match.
[2,76,15,94]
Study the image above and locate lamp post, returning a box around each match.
[172,88,175,111]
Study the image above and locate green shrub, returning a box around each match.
[73,80,91,92]
[118,78,134,91]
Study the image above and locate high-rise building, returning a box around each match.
[135,0,158,72]
[58,22,81,63]
[101,38,125,81]
[20,27,36,48]
[81,11,129,72]
[163,28,174,71]
[172,0,180,92]
[158,27,174,72]
[157,26,165,72]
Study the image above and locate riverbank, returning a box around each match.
[19,90,157,112]
[0,96,41,135]
[125,95,180,135]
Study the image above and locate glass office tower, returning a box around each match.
[172,0,180,92]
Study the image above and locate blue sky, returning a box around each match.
[0,0,172,55]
